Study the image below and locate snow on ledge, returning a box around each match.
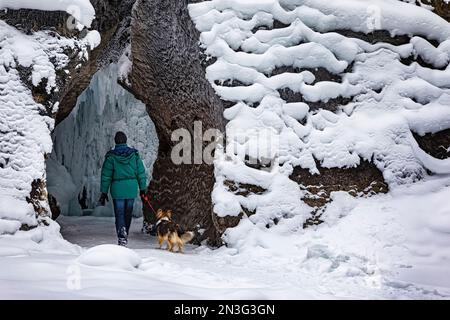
[0,0,96,28]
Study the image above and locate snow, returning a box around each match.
[0,219,22,236]
[118,45,133,86]
[83,30,101,50]
[78,244,142,271]
[0,196,35,233]
[0,216,79,256]
[49,63,158,217]
[0,0,96,28]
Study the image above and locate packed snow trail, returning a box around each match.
[59,216,169,250]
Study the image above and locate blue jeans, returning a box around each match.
[113,199,135,243]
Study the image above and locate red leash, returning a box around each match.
[141,194,158,215]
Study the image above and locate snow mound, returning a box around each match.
[78,244,142,271]
[189,0,450,248]
[0,196,35,234]
[0,0,96,28]
[0,217,80,256]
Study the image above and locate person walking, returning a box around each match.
[98,131,147,246]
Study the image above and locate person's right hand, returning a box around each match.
[98,193,109,206]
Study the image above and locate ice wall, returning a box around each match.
[48,63,158,217]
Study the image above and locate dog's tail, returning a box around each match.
[180,231,194,244]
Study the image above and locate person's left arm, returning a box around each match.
[136,153,147,192]
[99,154,113,205]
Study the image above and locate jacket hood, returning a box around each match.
[107,144,138,164]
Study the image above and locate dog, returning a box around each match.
[155,209,194,253]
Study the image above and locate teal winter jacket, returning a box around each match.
[100,144,147,199]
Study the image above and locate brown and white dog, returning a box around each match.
[155,209,194,253]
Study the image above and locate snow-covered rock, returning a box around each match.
[189,0,450,248]
[0,196,35,234]
[0,0,96,28]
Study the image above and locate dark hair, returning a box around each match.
[114,131,127,144]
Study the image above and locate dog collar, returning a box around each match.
[155,217,170,228]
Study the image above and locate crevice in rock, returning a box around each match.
[400,54,448,71]
[224,180,267,196]
[278,88,354,112]
[26,179,49,218]
[289,159,389,227]
[268,66,343,84]
[214,79,249,87]
[334,29,414,46]
[413,129,450,160]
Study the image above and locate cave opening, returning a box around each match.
[46,63,159,231]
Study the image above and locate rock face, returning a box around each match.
[129,0,226,244]
[290,161,389,226]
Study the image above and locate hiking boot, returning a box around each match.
[142,220,157,236]
[118,238,128,247]
[142,220,151,234]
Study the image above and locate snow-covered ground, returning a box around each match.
[1,175,449,299]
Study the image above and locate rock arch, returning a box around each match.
[1,0,225,243]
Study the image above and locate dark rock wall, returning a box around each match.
[129,0,226,244]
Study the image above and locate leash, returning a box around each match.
[141,193,158,216]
